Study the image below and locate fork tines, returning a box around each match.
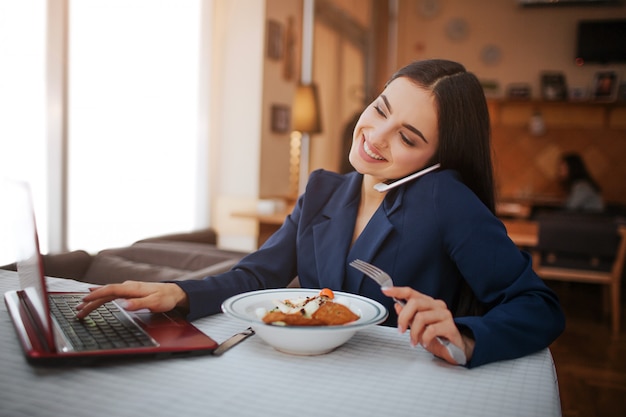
[349,259,390,286]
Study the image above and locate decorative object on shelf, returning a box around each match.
[290,83,322,197]
[271,104,291,134]
[445,18,469,41]
[507,83,531,100]
[480,44,502,66]
[267,20,284,60]
[592,71,619,102]
[480,79,501,99]
[528,110,546,137]
[540,72,568,101]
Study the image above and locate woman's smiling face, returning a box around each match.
[349,77,439,183]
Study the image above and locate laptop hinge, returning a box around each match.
[18,290,55,353]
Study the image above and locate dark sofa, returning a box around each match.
[2,228,249,285]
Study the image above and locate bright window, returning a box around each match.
[0,1,47,265]
[67,0,201,252]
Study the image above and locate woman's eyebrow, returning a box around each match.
[381,94,392,112]
[381,94,429,143]
[403,124,428,144]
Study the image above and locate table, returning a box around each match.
[496,196,564,220]
[231,209,290,247]
[496,201,533,219]
[0,270,561,417]
[502,219,539,247]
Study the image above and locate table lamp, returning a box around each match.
[290,82,322,197]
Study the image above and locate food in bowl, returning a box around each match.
[261,288,359,326]
[222,289,388,355]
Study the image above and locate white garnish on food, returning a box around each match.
[269,295,325,317]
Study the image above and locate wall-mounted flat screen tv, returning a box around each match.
[576,20,626,64]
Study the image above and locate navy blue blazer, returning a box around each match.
[177,169,565,367]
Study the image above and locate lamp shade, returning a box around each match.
[292,83,322,134]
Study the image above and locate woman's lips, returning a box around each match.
[361,137,386,161]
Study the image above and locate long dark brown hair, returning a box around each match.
[388,60,493,316]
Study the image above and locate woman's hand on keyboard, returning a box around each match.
[75,281,189,319]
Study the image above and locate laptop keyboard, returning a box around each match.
[49,294,157,351]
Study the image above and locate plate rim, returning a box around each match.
[222,288,388,330]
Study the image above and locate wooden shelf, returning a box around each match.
[488,99,626,129]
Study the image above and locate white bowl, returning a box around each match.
[222,288,388,355]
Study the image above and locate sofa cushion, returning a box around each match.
[1,250,93,281]
[82,241,247,285]
[83,254,188,284]
[42,250,94,280]
[135,228,217,245]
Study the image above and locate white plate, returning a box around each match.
[222,289,388,355]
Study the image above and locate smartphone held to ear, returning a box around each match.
[373,164,441,192]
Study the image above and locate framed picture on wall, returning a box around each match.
[540,72,567,101]
[593,71,619,102]
[267,20,284,60]
[271,104,290,133]
[506,83,531,100]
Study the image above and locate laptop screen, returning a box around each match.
[5,179,55,348]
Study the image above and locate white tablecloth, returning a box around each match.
[0,270,561,417]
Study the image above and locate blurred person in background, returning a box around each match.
[558,153,604,212]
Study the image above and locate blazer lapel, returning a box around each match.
[345,187,405,293]
[308,174,406,294]
[349,186,404,260]
[311,174,360,289]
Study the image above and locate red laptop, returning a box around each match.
[3,180,218,365]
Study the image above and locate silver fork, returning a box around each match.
[349,259,467,365]
[349,259,404,304]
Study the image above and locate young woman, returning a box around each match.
[558,152,605,212]
[77,59,565,368]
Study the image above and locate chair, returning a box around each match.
[531,212,626,337]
